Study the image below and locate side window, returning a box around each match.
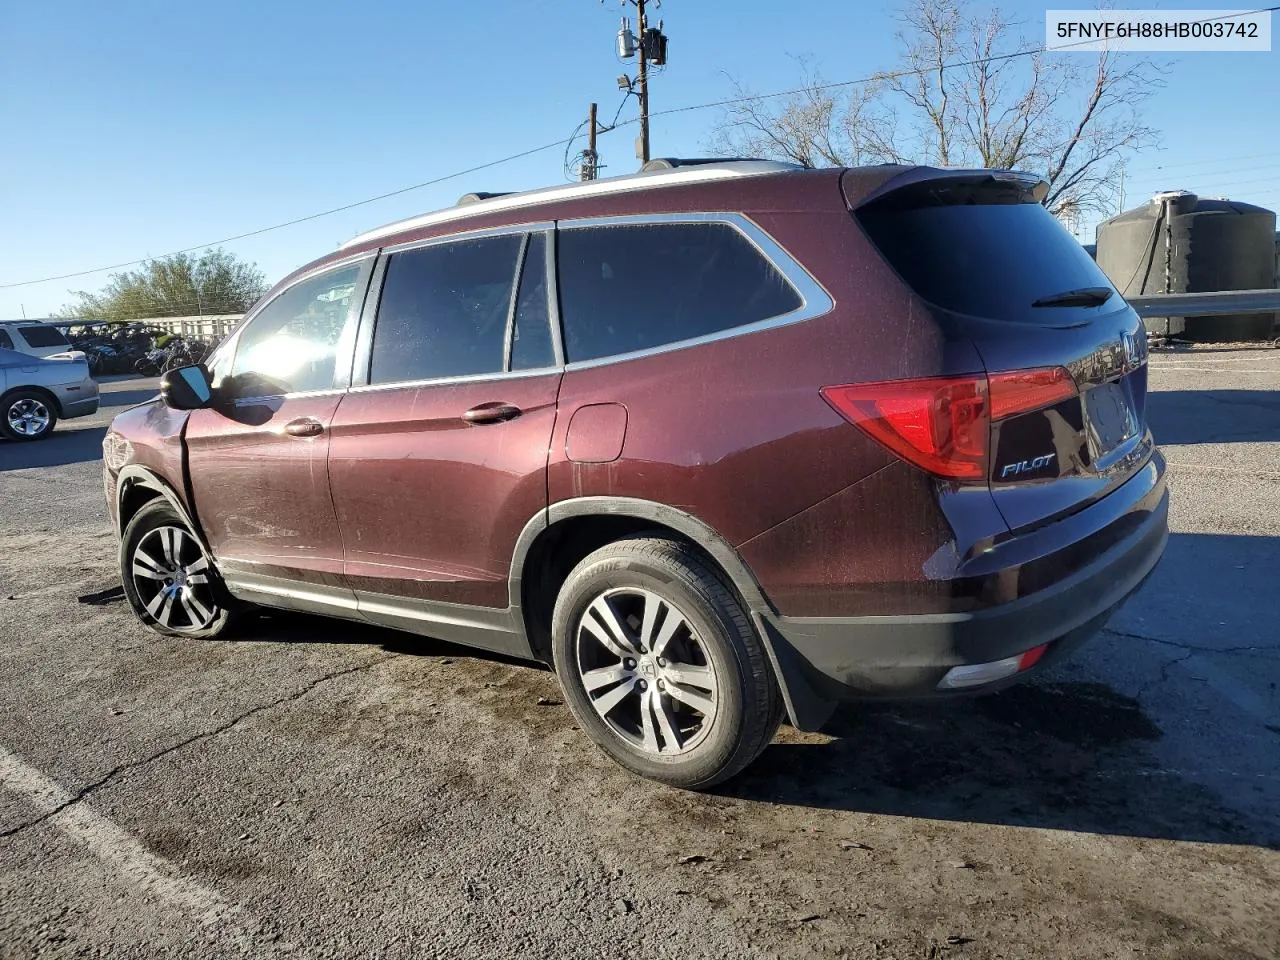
[229,263,362,397]
[557,221,804,363]
[370,234,522,384]
[16,325,69,348]
[510,233,555,371]
[0,330,12,351]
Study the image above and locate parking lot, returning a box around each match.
[1,355,1277,959]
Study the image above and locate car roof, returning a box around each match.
[338,160,808,251]
[264,161,866,295]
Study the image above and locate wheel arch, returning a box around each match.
[510,497,837,731]
[115,465,207,550]
[1,384,61,420]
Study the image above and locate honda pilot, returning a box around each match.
[103,160,1168,788]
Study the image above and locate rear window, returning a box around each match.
[17,324,70,347]
[857,182,1119,325]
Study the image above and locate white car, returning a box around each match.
[0,320,76,359]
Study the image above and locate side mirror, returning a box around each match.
[160,364,214,410]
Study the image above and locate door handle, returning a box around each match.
[462,402,522,425]
[284,417,324,438]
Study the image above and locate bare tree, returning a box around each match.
[709,0,1163,216]
[706,63,904,168]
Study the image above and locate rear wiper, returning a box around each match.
[1031,286,1114,308]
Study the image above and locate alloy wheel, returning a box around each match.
[6,398,51,437]
[574,588,720,756]
[130,525,219,632]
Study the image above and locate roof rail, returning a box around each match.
[640,156,792,172]
[456,191,514,206]
[342,160,807,250]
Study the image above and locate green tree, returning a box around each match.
[59,249,268,321]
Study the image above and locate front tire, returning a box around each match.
[552,537,784,789]
[1,390,58,441]
[120,500,237,639]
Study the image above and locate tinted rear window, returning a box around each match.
[557,221,802,363]
[17,325,70,347]
[858,184,1119,324]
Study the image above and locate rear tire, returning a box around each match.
[552,536,784,789]
[120,500,238,639]
[0,390,58,441]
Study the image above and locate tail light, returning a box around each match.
[820,367,1076,481]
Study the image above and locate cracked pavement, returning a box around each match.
[0,360,1278,960]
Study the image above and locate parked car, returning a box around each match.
[102,160,1168,788]
[0,320,76,359]
[0,347,100,440]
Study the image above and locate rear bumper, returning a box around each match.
[53,379,100,419]
[761,459,1168,707]
[61,395,100,418]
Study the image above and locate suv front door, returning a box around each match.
[185,257,372,608]
[327,228,562,653]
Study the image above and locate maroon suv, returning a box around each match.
[103,160,1168,788]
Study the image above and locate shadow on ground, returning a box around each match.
[233,609,1276,850]
[722,685,1277,848]
[0,425,107,471]
[99,389,160,410]
[1147,389,1280,444]
[76,533,1278,850]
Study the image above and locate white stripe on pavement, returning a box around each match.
[0,745,275,953]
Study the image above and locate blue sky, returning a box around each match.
[0,0,1276,318]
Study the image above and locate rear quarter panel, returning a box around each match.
[548,202,959,548]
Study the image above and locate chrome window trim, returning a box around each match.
[545,227,566,367]
[380,221,554,256]
[339,163,802,250]
[345,365,561,395]
[241,250,378,328]
[232,387,348,406]
[243,211,831,395]
[553,211,835,372]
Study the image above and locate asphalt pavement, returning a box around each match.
[0,360,1277,960]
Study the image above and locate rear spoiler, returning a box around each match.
[842,165,1049,210]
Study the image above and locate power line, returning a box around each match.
[0,136,577,290]
[1122,150,1280,177]
[8,3,1278,292]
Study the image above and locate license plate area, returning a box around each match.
[1084,379,1140,459]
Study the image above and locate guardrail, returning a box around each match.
[1126,289,1280,319]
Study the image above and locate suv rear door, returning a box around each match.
[853,172,1154,532]
[327,227,561,650]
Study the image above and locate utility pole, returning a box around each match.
[635,0,650,164]
[612,2,668,167]
[582,102,599,181]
